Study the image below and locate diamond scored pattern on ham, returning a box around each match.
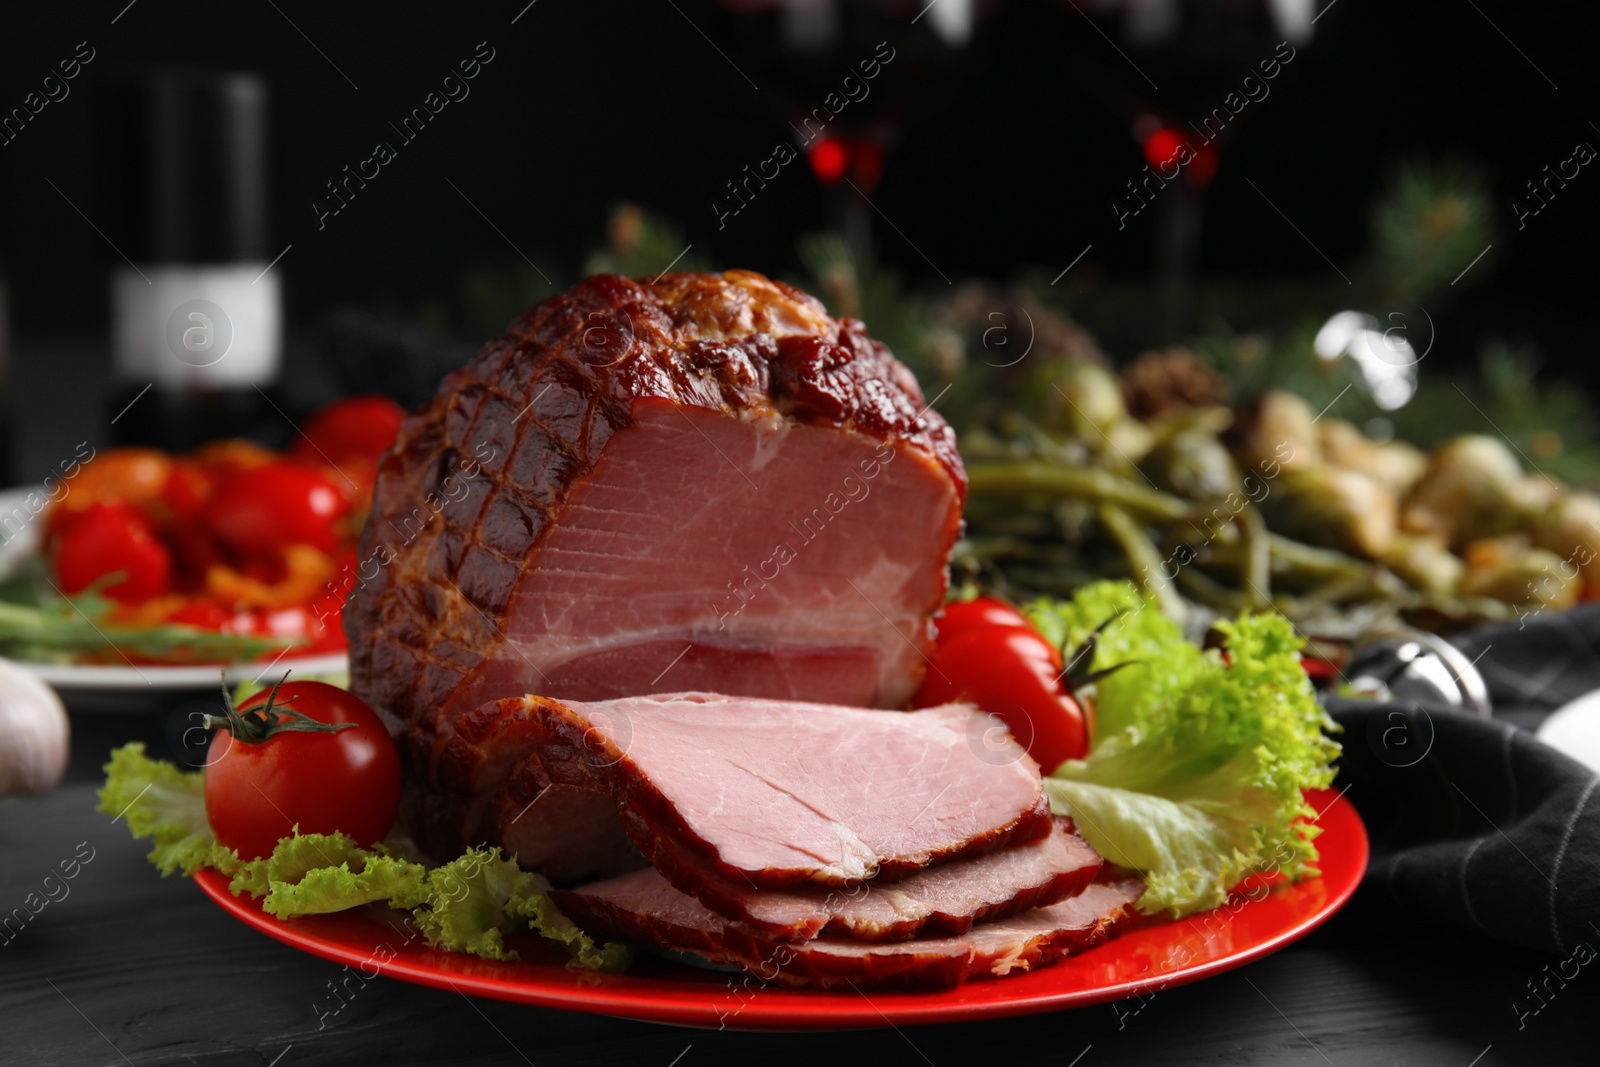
[344,271,1135,989]
[345,270,965,860]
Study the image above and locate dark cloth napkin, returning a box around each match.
[1327,605,1600,955]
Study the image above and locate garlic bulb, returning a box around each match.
[0,660,71,796]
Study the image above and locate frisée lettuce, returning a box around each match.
[1027,582,1341,918]
[98,742,232,877]
[96,744,628,971]
[418,847,630,971]
[232,833,429,917]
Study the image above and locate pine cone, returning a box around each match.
[1121,347,1229,421]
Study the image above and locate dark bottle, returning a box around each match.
[94,70,285,451]
[0,163,12,487]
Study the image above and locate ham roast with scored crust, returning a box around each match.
[344,271,966,858]
[341,271,1138,990]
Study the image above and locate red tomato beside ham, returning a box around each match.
[915,597,1092,773]
[930,596,1035,646]
[204,681,400,860]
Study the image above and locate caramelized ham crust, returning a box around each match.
[343,271,965,857]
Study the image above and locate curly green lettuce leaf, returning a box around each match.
[229,832,429,917]
[95,743,235,876]
[1029,582,1341,918]
[100,746,625,970]
[506,881,633,973]
[416,847,630,971]
[1026,580,1205,742]
[1042,779,1274,914]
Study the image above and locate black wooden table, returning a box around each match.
[0,710,1589,1067]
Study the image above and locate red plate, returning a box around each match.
[197,788,1366,1031]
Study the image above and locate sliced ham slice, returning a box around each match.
[553,869,1145,991]
[643,816,1102,942]
[497,783,643,883]
[490,692,1051,888]
[343,271,966,859]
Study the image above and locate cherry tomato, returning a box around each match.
[167,598,240,632]
[320,458,378,519]
[204,681,400,860]
[301,564,352,653]
[294,395,405,466]
[167,523,225,591]
[914,623,1091,772]
[44,448,172,551]
[206,461,351,555]
[252,600,348,653]
[159,460,214,526]
[51,501,172,603]
[165,597,347,656]
[933,596,1034,645]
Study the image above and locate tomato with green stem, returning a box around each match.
[915,599,1129,773]
[203,679,400,860]
[932,596,1034,645]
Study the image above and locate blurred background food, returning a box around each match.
[2,0,1596,667]
[357,171,1600,659]
[0,395,398,665]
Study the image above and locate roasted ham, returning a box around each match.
[645,816,1102,942]
[554,869,1145,991]
[458,692,1050,886]
[345,271,966,857]
[339,272,1140,991]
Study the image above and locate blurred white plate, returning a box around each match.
[0,487,348,712]
[17,653,349,691]
[1537,689,1600,774]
